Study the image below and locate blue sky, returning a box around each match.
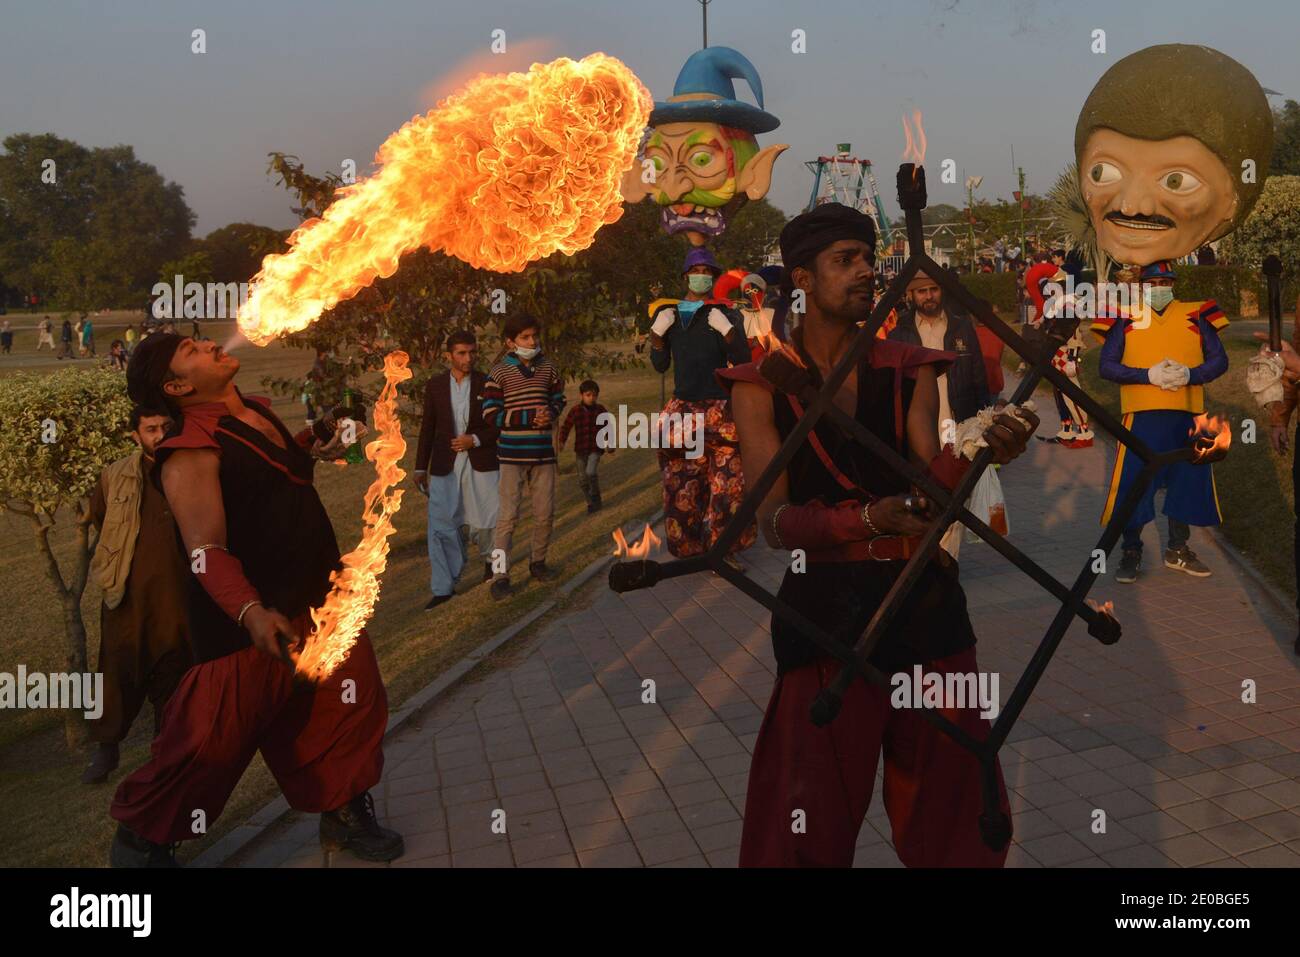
[3,0,1296,235]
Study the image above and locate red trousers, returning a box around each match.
[739,647,1009,868]
[111,628,388,845]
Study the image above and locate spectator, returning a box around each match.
[59,318,75,359]
[0,320,12,354]
[482,313,565,599]
[1197,244,1217,266]
[557,379,611,513]
[124,324,138,357]
[36,316,55,352]
[81,315,96,357]
[108,340,128,370]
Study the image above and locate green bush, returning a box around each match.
[1173,264,1297,316]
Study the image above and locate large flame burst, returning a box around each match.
[238,53,651,344]
[295,351,412,682]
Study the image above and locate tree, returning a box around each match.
[0,367,134,749]
[712,198,788,273]
[1218,175,1300,274]
[194,222,290,286]
[1272,100,1300,177]
[0,134,195,308]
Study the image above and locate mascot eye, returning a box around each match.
[1089,162,1121,185]
[688,149,715,169]
[1161,170,1201,194]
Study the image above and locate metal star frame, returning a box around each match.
[609,162,1206,851]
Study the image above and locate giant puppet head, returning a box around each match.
[1073,44,1273,270]
[622,47,788,246]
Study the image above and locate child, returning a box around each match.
[558,379,612,513]
[482,314,565,599]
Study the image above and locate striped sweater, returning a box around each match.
[482,353,566,465]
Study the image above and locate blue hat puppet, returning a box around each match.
[621,47,788,246]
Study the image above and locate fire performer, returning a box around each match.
[109,334,403,866]
[82,406,192,785]
[648,248,756,564]
[722,204,1039,867]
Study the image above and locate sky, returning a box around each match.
[2,0,1297,236]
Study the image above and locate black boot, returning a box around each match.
[81,742,119,784]
[529,561,558,582]
[319,791,404,862]
[109,823,179,868]
[483,562,494,584]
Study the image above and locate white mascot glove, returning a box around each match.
[650,308,676,337]
[707,308,734,337]
[1146,359,1174,389]
[1165,360,1190,390]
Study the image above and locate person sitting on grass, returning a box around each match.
[557,379,613,514]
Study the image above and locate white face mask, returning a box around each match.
[514,345,540,360]
[1143,285,1174,311]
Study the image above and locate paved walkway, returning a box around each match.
[233,426,1300,868]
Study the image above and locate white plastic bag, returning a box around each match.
[964,466,1008,544]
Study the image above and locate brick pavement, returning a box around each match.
[234,430,1300,868]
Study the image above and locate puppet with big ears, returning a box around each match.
[621,47,787,247]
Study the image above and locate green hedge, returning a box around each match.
[1174,264,1297,317]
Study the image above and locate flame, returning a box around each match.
[901,109,927,174]
[612,524,661,559]
[1087,598,1115,617]
[755,331,804,365]
[295,351,413,682]
[1189,413,1232,463]
[237,54,652,344]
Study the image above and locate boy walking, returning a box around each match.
[557,379,612,513]
[483,314,565,599]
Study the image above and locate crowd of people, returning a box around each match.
[0,311,199,371]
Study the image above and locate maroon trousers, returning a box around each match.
[739,647,1009,868]
[111,627,387,845]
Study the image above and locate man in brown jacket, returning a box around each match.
[84,405,192,783]
[413,330,500,608]
[1263,298,1300,655]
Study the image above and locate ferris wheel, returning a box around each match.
[805,144,892,245]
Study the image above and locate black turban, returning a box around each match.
[779,203,877,273]
[126,333,185,409]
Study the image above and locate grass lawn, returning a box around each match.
[0,316,669,866]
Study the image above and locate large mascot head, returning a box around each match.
[622,47,788,246]
[1073,44,1273,269]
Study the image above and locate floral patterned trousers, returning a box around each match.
[657,398,757,559]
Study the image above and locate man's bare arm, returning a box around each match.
[730,381,789,548]
[161,449,227,552]
[907,364,941,465]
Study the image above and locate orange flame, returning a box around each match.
[1087,598,1115,617]
[755,332,805,366]
[612,524,661,560]
[295,351,412,682]
[237,54,652,344]
[901,109,927,174]
[1189,413,1232,463]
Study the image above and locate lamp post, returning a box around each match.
[965,175,983,271]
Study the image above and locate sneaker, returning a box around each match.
[1164,546,1211,578]
[109,823,179,868]
[529,561,558,583]
[490,577,512,601]
[81,742,119,784]
[423,594,453,611]
[319,791,404,862]
[1115,548,1141,584]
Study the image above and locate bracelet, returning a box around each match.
[237,600,262,628]
[193,543,228,555]
[770,503,790,549]
[861,500,882,537]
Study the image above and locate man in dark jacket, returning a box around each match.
[414,330,500,608]
[888,270,993,559]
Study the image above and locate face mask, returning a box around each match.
[687,274,714,294]
[1143,286,1174,311]
[514,345,540,360]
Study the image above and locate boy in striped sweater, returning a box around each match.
[482,314,566,599]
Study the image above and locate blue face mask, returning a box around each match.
[1143,285,1174,311]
